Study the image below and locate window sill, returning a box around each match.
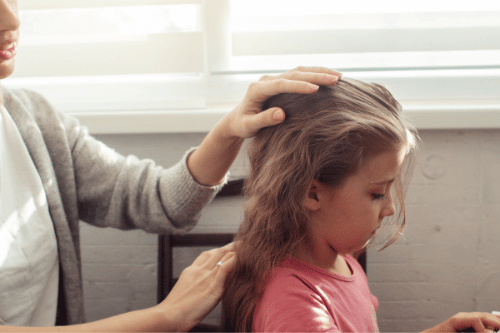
[9,68,499,134]
[70,103,500,135]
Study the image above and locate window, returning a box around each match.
[227,0,500,71]
[3,0,500,133]
[6,0,205,113]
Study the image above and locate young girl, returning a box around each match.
[221,78,500,332]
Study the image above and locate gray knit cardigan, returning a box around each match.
[2,86,226,325]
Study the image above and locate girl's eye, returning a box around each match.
[372,193,385,200]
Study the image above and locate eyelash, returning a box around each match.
[372,193,385,200]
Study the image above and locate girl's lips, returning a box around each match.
[0,44,17,61]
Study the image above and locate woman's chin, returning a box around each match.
[0,59,16,80]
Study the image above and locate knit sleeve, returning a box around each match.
[61,109,228,233]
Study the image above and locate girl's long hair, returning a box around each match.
[221,78,418,332]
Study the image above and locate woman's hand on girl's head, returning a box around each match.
[422,312,500,333]
[186,67,340,187]
[224,66,341,139]
[157,242,236,332]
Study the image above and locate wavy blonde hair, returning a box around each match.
[221,78,418,332]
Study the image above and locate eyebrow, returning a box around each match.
[371,178,395,185]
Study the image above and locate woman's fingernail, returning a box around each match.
[330,69,342,77]
[308,84,320,92]
[329,75,339,83]
[273,109,284,121]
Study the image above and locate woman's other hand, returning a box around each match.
[423,312,500,333]
[225,66,341,139]
[0,243,236,332]
[157,242,236,332]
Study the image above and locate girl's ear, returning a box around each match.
[303,180,322,211]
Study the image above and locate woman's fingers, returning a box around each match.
[159,244,237,332]
[260,66,341,79]
[425,312,500,333]
[191,241,236,268]
[248,73,340,103]
[230,77,320,138]
[210,253,236,294]
[291,66,342,76]
[259,67,341,85]
[247,79,318,102]
[213,251,236,274]
[237,107,284,137]
[468,317,486,333]
[226,67,341,138]
[467,312,500,332]
[204,247,236,272]
[447,312,500,333]
[483,313,500,332]
[279,69,341,86]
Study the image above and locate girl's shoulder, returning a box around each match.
[260,257,358,298]
[255,256,372,332]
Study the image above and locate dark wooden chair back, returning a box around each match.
[157,232,236,303]
[157,232,235,332]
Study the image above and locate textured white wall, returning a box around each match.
[80,129,500,331]
[369,129,500,332]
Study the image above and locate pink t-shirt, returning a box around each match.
[253,255,379,332]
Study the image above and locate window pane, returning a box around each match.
[231,0,500,19]
[231,0,499,31]
[13,4,204,77]
[228,0,500,71]
[8,3,205,111]
[20,5,199,45]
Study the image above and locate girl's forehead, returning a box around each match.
[360,149,406,185]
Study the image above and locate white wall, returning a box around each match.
[369,129,500,332]
[80,129,500,332]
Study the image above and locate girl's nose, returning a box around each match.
[381,194,396,218]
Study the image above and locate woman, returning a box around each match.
[0,0,341,331]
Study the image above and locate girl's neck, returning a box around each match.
[293,244,352,277]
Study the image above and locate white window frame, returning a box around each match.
[4,0,500,134]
